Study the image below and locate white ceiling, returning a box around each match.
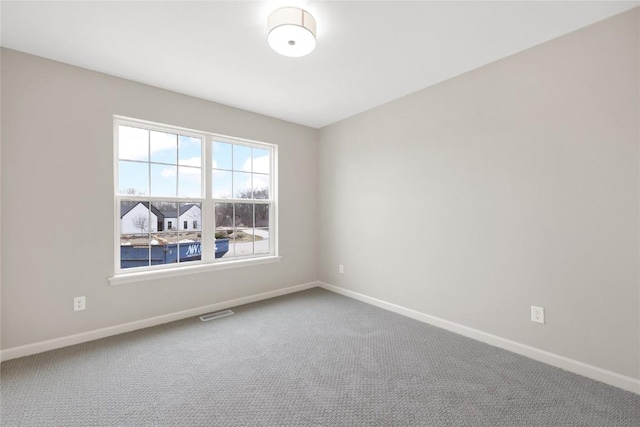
[1,1,637,128]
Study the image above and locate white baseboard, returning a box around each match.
[4,280,638,395]
[0,281,318,362]
[318,281,640,395]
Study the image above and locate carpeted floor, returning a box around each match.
[1,288,639,426]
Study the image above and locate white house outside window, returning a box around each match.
[114,117,277,277]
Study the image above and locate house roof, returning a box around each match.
[120,202,165,220]
[160,204,200,219]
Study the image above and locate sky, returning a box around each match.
[118,126,270,198]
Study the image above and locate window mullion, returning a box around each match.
[115,195,122,271]
[270,145,277,256]
[270,201,275,255]
[202,136,215,263]
[147,130,151,196]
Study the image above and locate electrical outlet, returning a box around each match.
[74,296,86,311]
[531,306,544,324]
[339,264,344,274]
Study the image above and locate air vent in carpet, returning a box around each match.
[200,309,234,322]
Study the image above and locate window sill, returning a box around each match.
[108,256,282,286]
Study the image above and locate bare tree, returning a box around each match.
[252,188,269,200]
[131,214,148,233]
[213,188,270,229]
[152,201,179,213]
[120,188,144,209]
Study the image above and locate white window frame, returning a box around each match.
[110,116,280,285]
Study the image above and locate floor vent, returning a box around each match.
[200,309,234,322]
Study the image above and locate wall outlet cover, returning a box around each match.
[531,306,544,324]
[74,296,86,311]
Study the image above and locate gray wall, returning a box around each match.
[1,48,318,349]
[318,9,639,379]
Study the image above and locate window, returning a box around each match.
[115,117,276,276]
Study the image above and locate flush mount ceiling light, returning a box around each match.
[267,7,316,57]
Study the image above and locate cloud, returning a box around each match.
[180,166,202,182]
[243,155,270,174]
[161,166,177,178]
[118,126,149,161]
[119,127,197,162]
[252,174,269,190]
[161,166,202,181]
[150,131,177,154]
[180,156,201,167]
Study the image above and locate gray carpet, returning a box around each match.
[1,288,639,426]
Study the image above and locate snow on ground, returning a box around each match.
[237,228,270,238]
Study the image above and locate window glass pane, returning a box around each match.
[178,166,202,198]
[119,126,148,161]
[120,236,150,269]
[152,231,179,265]
[215,202,234,259]
[233,145,252,171]
[233,172,252,198]
[255,228,270,255]
[150,131,177,164]
[252,148,270,174]
[179,202,202,264]
[215,235,231,259]
[121,201,153,233]
[223,235,236,258]
[150,164,177,196]
[212,170,232,198]
[120,200,150,269]
[234,203,254,228]
[146,201,179,265]
[179,203,201,232]
[119,161,149,195]
[234,228,254,257]
[215,202,234,228]
[213,141,232,170]
[179,239,202,264]
[255,204,269,227]
[179,136,202,167]
[252,174,269,199]
[153,201,178,232]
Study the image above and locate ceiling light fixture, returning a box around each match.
[267,7,316,57]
